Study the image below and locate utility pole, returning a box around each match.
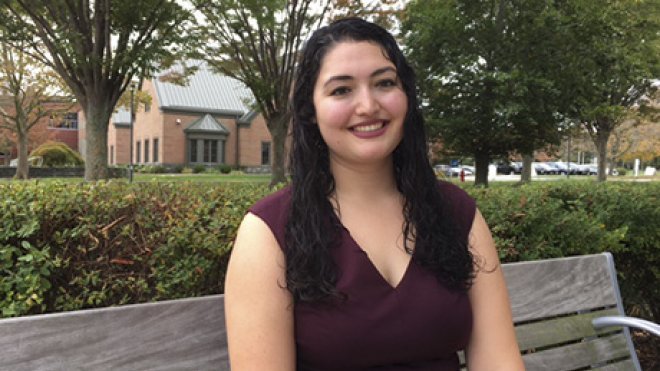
[567,134,571,179]
[129,83,135,183]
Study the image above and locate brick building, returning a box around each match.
[0,96,81,165]
[106,62,273,170]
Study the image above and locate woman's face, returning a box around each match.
[312,41,408,168]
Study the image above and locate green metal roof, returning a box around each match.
[183,114,230,134]
[154,61,255,117]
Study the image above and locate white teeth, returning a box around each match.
[353,123,384,132]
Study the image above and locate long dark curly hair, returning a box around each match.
[286,18,475,302]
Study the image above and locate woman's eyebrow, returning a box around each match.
[322,66,397,88]
[371,66,397,77]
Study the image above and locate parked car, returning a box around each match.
[533,162,555,175]
[446,166,474,177]
[562,162,585,175]
[496,162,515,175]
[547,162,568,175]
[511,162,523,174]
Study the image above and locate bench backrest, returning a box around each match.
[0,253,639,370]
[502,252,639,370]
[0,295,229,370]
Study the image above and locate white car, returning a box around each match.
[447,166,473,176]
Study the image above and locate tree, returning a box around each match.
[403,0,564,185]
[616,86,660,166]
[552,0,660,181]
[190,0,329,186]
[0,0,193,180]
[0,39,69,179]
[331,0,403,32]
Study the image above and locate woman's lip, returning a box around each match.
[350,121,389,139]
[349,119,384,129]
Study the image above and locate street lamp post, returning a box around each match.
[567,134,571,179]
[129,83,135,183]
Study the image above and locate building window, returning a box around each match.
[109,145,114,165]
[203,139,218,163]
[136,141,141,163]
[189,138,224,164]
[153,138,159,163]
[190,139,198,163]
[261,142,271,165]
[144,139,149,163]
[49,112,79,129]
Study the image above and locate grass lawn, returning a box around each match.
[134,172,272,183]
[1,170,656,185]
[0,171,273,184]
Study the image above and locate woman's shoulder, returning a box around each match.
[437,180,475,206]
[247,185,292,250]
[250,185,292,217]
[436,180,477,233]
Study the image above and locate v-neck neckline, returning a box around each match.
[336,221,414,291]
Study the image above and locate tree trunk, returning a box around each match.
[14,130,29,180]
[84,101,112,181]
[474,152,490,186]
[269,113,289,186]
[595,129,610,182]
[521,153,533,183]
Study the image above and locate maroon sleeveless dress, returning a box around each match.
[249,181,475,370]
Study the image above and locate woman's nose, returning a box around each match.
[355,87,379,116]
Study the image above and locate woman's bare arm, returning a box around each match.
[465,209,525,370]
[225,212,295,371]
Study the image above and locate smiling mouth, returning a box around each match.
[351,121,386,133]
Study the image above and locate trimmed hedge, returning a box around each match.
[0,181,657,323]
[471,181,659,321]
[29,141,84,167]
[0,181,272,317]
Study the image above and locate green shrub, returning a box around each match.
[0,181,272,317]
[192,164,206,174]
[172,165,184,174]
[466,181,659,321]
[141,165,166,174]
[617,167,627,176]
[217,164,232,174]
[29,141,84,167]
[0,181,656,324]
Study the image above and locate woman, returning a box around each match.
[225,18,524,370]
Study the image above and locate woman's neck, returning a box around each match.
[330,157,400,203]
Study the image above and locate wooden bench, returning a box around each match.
[0,252,657,370]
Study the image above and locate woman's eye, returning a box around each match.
[377,79,397,88]
[330,86,350,96]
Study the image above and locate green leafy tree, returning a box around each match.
[0,39,70,179]
[191,0,330,186]
[551,0,660,182]
[403,0,564,185]
[0,0,193,180]
[331,0,403,32]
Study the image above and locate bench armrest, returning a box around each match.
[592,316,660,337]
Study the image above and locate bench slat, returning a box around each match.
[0,295,228,371]
[522,332,631,370]
[592,358,637,371]
[503,254,618,322]
[515,308,620,351]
